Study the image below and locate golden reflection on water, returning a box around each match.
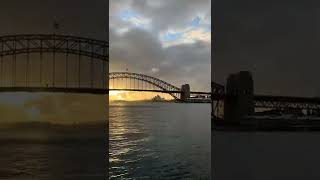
[109,104,132,164]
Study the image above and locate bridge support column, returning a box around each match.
[181,84,190,102]
[224,71,254,123]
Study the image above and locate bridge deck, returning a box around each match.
[0,87,211,95]
[0,87,108,94]
[213,94,320,106]
[110,88,211,95]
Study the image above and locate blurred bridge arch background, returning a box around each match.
[0,34,108,94]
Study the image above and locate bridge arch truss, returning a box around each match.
[0,34,108,60]
[109,72,181,99]
[0,34,108,94]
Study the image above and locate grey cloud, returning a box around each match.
[110,28,210,91]
[110,28,165,70]
[110,0,211,31]
[110,0,211,91]
[213,0,320,96]
[131,0,211,31]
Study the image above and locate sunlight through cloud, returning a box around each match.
[119,10,152,31]
[159,16,211,47]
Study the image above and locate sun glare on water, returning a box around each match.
[109,91,125,101]
[109,91,121,96]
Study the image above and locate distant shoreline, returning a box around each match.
[109,100,211,103]
[109,99,176,103]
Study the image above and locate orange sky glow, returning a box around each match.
[109,91,173,101]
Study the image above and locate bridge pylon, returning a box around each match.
[181,84,190,102]
[224,71,254,122]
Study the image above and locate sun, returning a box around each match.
[109,91,121,96]
[109,91,125,101]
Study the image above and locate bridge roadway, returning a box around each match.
[110,88,211,95]
[212,93,320,110]
[3,85,319,110]
[254,95,320,110]
[0,87,108,94]
[0,87,210,96]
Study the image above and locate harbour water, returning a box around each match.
[109,102,211,179]
[213,131,320,180]
[0,101,210,179]
[0,123,106,180]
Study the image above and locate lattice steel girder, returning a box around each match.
[254,95,320,110]
[212,82,224,95]
[0,34,108,61]
[255,101,320,110]
[211,92,320,111]
[109,72,181,99]
[109,72,212,100]
[212,99,224,118]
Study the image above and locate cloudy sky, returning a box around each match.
[213,0,320,97]
[110,0,211,93]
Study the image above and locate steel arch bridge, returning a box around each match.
[212,81,320,119]
[212,82,225,117]
[0,34,108,60]
[0,34,108,94]
[109,72,182,99]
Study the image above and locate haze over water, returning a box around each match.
[109,102,211,179]
[0,94,107,180]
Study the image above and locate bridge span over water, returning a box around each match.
[212,71,320,122]
[109,72,211,101]
[0,35,209,102]
[3,34,316,112]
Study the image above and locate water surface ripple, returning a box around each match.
[109,102,211,179]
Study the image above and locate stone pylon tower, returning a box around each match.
[224,71,254,123]
[181,84,190,102]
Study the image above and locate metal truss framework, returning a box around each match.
[212,82,225,118]
[212,82,225,95]
[211,82,320,118]
[109,72,181,99]
[0,34,108,94]
[213,93,320,112]
[254,95,320,111]
[0,34,108,61]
